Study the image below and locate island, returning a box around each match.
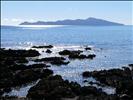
[20,17,124,26]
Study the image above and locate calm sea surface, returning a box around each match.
[1,25,133,96]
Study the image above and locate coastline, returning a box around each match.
[0,44,133,100]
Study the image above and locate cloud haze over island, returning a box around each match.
[1,1,132,25]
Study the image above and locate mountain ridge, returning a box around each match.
[20,17,124,26]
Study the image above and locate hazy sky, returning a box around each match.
[1,1,133,25]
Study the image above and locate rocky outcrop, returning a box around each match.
[0,49,40,57]
[82,67,133,99]
[0,48,52,96]
[27,75,118,100]
[35,57,69,65]
[32,45,53,49]
[59,50,82,55]
[46,49,52,53]
[59,50,96,59]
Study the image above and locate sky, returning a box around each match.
[1,1,133,25]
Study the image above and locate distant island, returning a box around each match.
[20,17,124,26]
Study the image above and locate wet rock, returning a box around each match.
[87,54,96,59]
[119,94,132,100]
[32,45,53,49]
[9,64,27,71]
[128,64,133,70]
[14,69,42,85]
[41,69,53,78]
[69,54,96,59]
[0,49,40,57]
[128,64,133,67]
[14,68,53,85]
[82,71,91,77]
[85,47,92,50]
[1,57,28,64]
[29,64,50,69]
[35,57,66,62]
[51,60,70,65]
[59,50,82,55]
[15,57,28,63]
[78,95,118,100]
[0,48,54,96]
[27,74,118,100]
[58,49,96,59]
[0,96,19,100]
[9,64,50,71]
[82,68,132,86]
[27,75,78,100]
[116,80,133,99]
[80,86,102,96]
[46,49,52,53]
[35,57,69,65]
[82,67,133,99]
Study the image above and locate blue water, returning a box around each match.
[1,25,133,97]
[1,25,133,66]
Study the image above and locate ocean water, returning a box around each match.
[1,25,133,65]
[1,25,133,96]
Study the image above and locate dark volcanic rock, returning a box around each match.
[27,75,118,100]
[35,57,69,65]
[82,71,91,77]
[0,48,53,96]
[27,75,78,100]
[9,64,50,71]
[46,49,52,53]
[14,68,53,86]
[35,57,66,62]
[59,50,82,55]
[128,64,133,67]
[129,64,133,70]
[82,67,133,99]
[28,64,50,69]
[85,47,92,50]
[32,45,53,49]
[0,49,40,57]
[69,54,96,59]
[51,60,70,65]
[78,95,118,100]
[59,50,95,59]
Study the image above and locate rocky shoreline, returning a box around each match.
[0,46,133,100]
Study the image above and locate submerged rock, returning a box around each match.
[32,45,53,49]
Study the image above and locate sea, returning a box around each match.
[1,25,133,97]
